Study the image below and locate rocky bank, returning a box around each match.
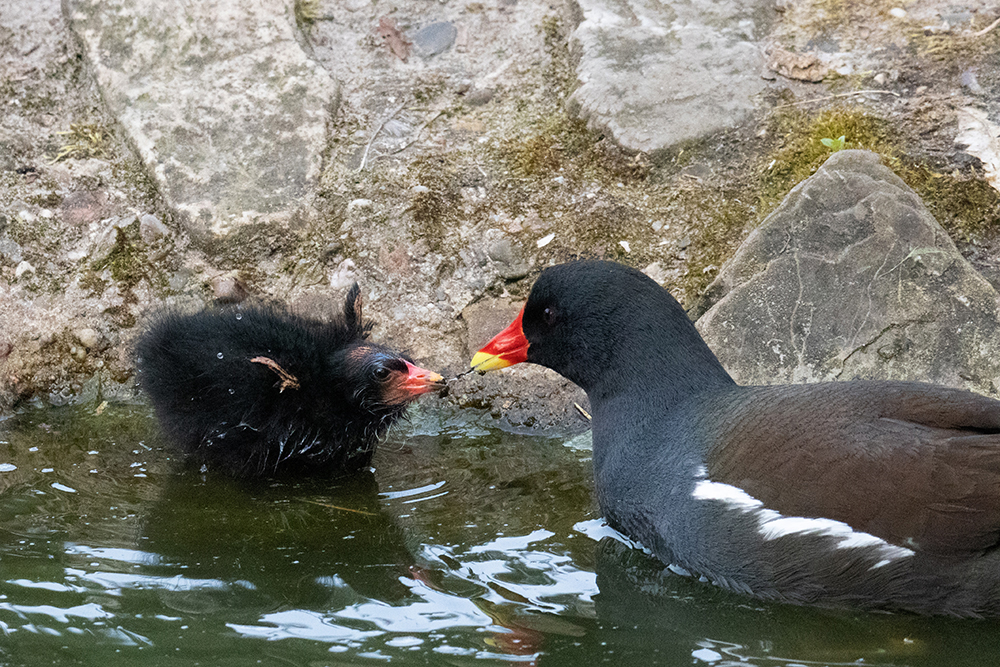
[1,0,998,431]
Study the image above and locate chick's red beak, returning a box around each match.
[400,360,446,396]
[470,306,529,371]
[383,360,446,405]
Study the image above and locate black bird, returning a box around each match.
[137,284,444,478]
[472,260,1000,616]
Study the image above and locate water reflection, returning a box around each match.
[2,403,1000,666]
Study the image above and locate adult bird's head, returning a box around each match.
[471,260,731,397]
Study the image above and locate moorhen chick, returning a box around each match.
[472,260,1000,616]
[137,284,444,478]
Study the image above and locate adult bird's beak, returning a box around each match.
[470,306,529,371]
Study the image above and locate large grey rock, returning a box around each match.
[696,150,1000,395]
[568,0,771,153]
[65,0,339,245]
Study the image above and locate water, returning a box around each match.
[1,403,999,666]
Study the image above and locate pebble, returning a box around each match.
[347,198,372,212]
[211,273,249,303]
[643,262,667,284]
[0,237,23,263]
[961,70,984,95]
[411,22,457,57]
[464,87,495,106]
[15,260,35,278]
[75,327,101,349]
[139,213,171,242]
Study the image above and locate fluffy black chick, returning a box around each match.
[136,284,443,478]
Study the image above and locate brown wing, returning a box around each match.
[704,382,1000,558]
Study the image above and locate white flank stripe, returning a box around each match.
[693,479,915,563]
[758,516,860,541]
[691,480,762,510]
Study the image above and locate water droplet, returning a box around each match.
[217,352,224,359]
[235,313,242,320]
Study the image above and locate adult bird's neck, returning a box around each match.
[582,302,735,410]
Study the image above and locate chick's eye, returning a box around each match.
[372,367,391,381]
[543,307,558,327]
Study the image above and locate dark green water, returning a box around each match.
[2,402,1000,666]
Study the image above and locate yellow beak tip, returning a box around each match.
[470,351,511,372]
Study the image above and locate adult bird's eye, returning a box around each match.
[373,367,391,381]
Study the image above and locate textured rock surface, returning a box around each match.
[567,0,772,152]
[65,0,339,244]
[697,150,1000,394]
[2,0,998,428]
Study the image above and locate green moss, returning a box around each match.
[758,106,899,212]
[759,105,999,241]
[78,269,108,297]
[907,21,1000,62]
[92,219,146,289]
[406,155,462,251]
[294,0,321,27]
[27,192,62,208]
[681,192,756,298]
[498,107,650,186]
[678,104,1000,298]
[904,167,1000,241]
[103,304,137,329]
[6,214,46,246]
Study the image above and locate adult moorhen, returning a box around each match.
[137,284,444,478]
[472,260,1000,616]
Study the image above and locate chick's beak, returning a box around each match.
[470,306,529,371]
[400,360,446,396]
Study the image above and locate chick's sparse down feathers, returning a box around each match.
[137,284,443,478]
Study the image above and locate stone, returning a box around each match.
[74,327,101,350]
[695,150,1000,396]
[568,0,771,152]
[139,213,171,242]
[955,107,1000,194]
[0,236,22,264]
[329,258,357,290]
[66,0,339,246]
[60,190,107,227]
[642,261,667,285]
[210,272,249,303]
[486,238,530,281]
[14,261,34,278]
[464,87,495,106]
[411,21,457,58]
[766,45,828,82]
